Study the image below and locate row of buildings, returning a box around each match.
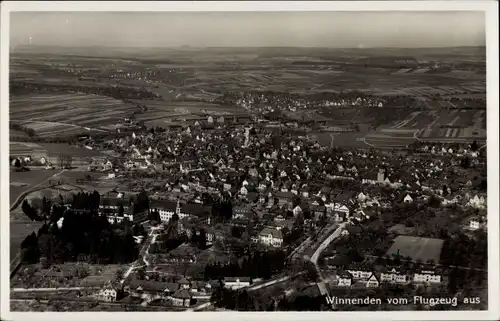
[333,266,442,289]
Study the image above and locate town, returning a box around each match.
[7,10,489,313]
[10,110,487,311]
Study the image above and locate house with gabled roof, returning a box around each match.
[98,280,121,302]
[365,273,380,288]
[347,264,373,281]
[336,271,353,287]
[171,289,193,307]
[258,227,283,248]
[292,205,303,216]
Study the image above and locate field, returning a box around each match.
[385,235,444,264]
[362,108,486,148]
[9,93,137,137]
[10,169,60,205]
[10,141,105,160]
[10,46,486,149]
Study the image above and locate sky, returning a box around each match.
[10,11,486,48]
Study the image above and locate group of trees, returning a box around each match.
[210,199,234,223]
[22,196,56,222]
[189,227,207,250]
[10,81,161,101]
[71,191,101,211]
[276,295,329,311]
[283,214,306,247]
[150,217,188,254]
[440,230,487,270]
[22,200,44,221]
[204,250,286,280]
[133,190,150,214]
[210,284,267,311]
[20,208,139,265]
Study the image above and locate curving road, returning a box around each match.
[309,222,347,307]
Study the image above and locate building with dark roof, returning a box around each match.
[149,199,179,222]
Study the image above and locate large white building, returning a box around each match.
[257,227,283,248]
[149,199,183,222]
[223,277,251,290]
[380,268,408,284]
[413,270,441,284]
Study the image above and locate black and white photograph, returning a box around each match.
[1,1,499,321]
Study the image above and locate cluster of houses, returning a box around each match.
[231,92,387,115]
[331,265,443,289]
[97,276,254,307]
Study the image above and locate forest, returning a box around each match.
[204,250,286,280]
[19,191,140,265]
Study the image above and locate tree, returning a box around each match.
[137,268,146,280]
[427,195,441,208]
[38,233,57,263]
[231,226,242,238]
[115,268,124,282]
[471,140,478,151]
[198,229,207,250]
[460,157,471,169]
[22,200,38,221]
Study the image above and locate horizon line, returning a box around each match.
[10,44,487,51]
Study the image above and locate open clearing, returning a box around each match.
[385,235,444,264]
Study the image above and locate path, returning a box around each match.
[329,133,339,149]
[22,120,108,133]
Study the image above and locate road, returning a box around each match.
[186,271,307,312]
[309,222,347,308]
[121,226,161,284]
[12,287,99,292]
[247,272,306,292]
[329,133,339,149]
